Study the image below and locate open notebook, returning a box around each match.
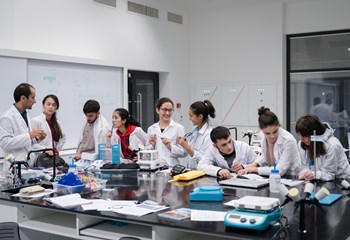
[219,177,269,189]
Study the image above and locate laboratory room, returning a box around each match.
[1,0,350,239]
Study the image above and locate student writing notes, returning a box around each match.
[173,100,216,169]
[146,97,185,167]
[0,83,45,167]
[74,100,110,160]
[296,114,350,181]
[197,126,256,179]
[238,107,301,177]
[31,94,66,156]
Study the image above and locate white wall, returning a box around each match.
[0,0,192,129]
[286,0,350,34]
[189,2,284,137]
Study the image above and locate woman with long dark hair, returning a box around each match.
[173,100,216,169]
[296,114,350,181]
[31,94,66,155]
[108,108,147,162]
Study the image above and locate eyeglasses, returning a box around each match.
[160,108,174,113]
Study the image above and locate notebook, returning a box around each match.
[310,193,342,206]
[219,178,269,189]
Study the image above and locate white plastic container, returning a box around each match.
[269,167,281,193]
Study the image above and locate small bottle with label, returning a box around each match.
[112,143,120,164]
[69,158,77,174]
[269,163,281,193]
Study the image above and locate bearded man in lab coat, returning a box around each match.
[0,83,46,167]
[74,99,110,160]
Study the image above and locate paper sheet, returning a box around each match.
[190,209,226,221]
[113,202,168,217]
[82,200,138,211]
[281,178,304,187]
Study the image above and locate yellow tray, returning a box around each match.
[172,170,206,181]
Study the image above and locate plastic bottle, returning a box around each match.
[269,163,281,193]
[111,142,120,164]
[98,143,107,160]
[69,158,77,173]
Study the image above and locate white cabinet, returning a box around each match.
[0,200,234,240]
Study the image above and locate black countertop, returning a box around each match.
[1,172,349,240]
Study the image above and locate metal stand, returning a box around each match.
[9,161,29,184]
[310,130,321,183]
[228,127,237,140]
[243,132,253,146]
[297,197,324,233]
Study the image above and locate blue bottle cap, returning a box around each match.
[271,162,279,173]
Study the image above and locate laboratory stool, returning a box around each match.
[0,222,21,240]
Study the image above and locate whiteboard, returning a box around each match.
[221,84,248,125]
[193,85,221,126]
[222,84,275,126]
[28,60,123,149]
[193,83,276,127]
[0,56,27,117]
[247,84,276,125]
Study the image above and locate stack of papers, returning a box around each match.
[46,193,92,208]
[46,194,168,217]
[190,209,226,221]
[113,200,169,217]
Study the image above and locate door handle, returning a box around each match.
[136,93,143,126]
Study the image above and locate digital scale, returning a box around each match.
[137,150,162,170]
[224,196,281,231]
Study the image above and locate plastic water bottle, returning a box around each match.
[269,163,281,193]
[112,143,120,164]
[98,143,107,160]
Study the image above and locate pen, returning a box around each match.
[184,131,193,139]
[155,134,176,141]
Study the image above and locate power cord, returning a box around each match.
[271,210,289,240]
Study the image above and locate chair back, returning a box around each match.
[0,222,21,240]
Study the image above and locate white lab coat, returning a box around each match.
[111,126,148,158]
[197,140,256,177]
[255,127,301,176]
[77,113,110,152]
[31,113,66,151]
[171,123,213,169]
[0,105,42,167]
[298,129,350,181]
[146,119,185,167]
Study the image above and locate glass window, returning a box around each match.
[288,31,350,149]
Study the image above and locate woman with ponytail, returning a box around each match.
[108,108,147,162]
[173,100,216,169]
[238,106,301,177]
[31,94,66,155]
